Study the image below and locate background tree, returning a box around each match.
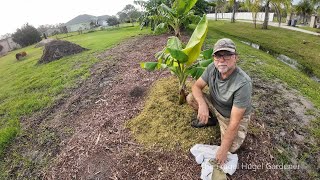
[193,0,210,15]
[271,0,291,27]
[245,0,261,28]
[295,0,313,24]
[37,24,54,34]
[157,0,200,36]
[261,0,291,29]
[134,0,173,30]
[230,0,238,23]
[312,0,320,14]
[12,23,41,47]
[90,21,96,29]
[60,26,68,34]
[0,33,11,40]
[212,0,226,21]
[262,0,271,29]
[117,11,128,23]
[0,44,3,52]
[120,4,141,26]
[107,16,120,26]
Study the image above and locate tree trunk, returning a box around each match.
[174,26,181,37]
[279,16,282,27]
[262,0,270,29]
[179,86,187,105]
[254,13,257,28]
[215,7,218,21]
[231,1,237,23]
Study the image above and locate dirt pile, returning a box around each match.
[34,38,55,48]
[38,40,88,64]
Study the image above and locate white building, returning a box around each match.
[0,37,20,56]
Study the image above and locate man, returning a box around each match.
[186,38,252,165]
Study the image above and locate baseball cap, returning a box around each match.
[213,38,236,54]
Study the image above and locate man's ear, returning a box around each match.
[235,54,239,61]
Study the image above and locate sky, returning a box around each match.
[0,0,140,36]
[0,0,303,37]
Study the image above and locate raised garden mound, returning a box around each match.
[34,38,55,48]
[39,40,88,64]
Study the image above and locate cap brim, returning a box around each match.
[213,48,236,54]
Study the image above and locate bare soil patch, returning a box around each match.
[1,34,319,179]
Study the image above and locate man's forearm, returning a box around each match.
[192,85,206,106]
[220,106,245,152]
[219,123,239,152]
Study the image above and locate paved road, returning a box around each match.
[211,18,320,36]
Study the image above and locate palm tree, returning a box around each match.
[271,0,291,27]
[245,0,261,28]
[230,0,238,23]
[212,0,226,21]
[261,0,291,29]
[295,0,313,25]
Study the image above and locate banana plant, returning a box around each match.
[141,15,212,104]
[157,0,200,36]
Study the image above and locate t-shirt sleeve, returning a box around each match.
[200,65,210,84]
[233,82,252,109]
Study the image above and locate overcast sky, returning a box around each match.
[0,0,139,36]
[0,0,303,37]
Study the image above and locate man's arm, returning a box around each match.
[192,78,209,124]
[215,106,246,165]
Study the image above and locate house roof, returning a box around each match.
[65,14,111,26]
[65,14,97,26]
[97,15,111,21]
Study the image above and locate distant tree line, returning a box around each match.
[106,4,142,27]
[12,23,41,47]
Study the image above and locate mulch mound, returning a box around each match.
[38,40,88,64]
[34,38,55,48]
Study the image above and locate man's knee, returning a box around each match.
[229,131,247,153]
[186,93,194,105]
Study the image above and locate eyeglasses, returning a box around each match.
[213,53,235,61]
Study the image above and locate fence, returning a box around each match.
[207,12,274,22]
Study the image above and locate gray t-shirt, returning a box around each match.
[201,63,252,118]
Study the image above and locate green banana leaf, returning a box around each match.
[202,48,213,60]
[173,0,198,15]
[166,36,183,50]
[182,15,208,66]
[167,48,189,63]
[199,59,213,67]
[187,67,205,79]
[140,62,158,71]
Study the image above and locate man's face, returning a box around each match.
[213,50,237,75]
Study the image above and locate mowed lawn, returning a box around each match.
[0,26,150,154]
[207,20,320,78]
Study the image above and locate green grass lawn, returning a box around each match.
[298,26,320,33]
[207,20,320,78]
[0,26,150,155]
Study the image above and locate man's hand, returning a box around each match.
[192,77,209,124]
[215,147,228,166]
[197,104,209,124]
